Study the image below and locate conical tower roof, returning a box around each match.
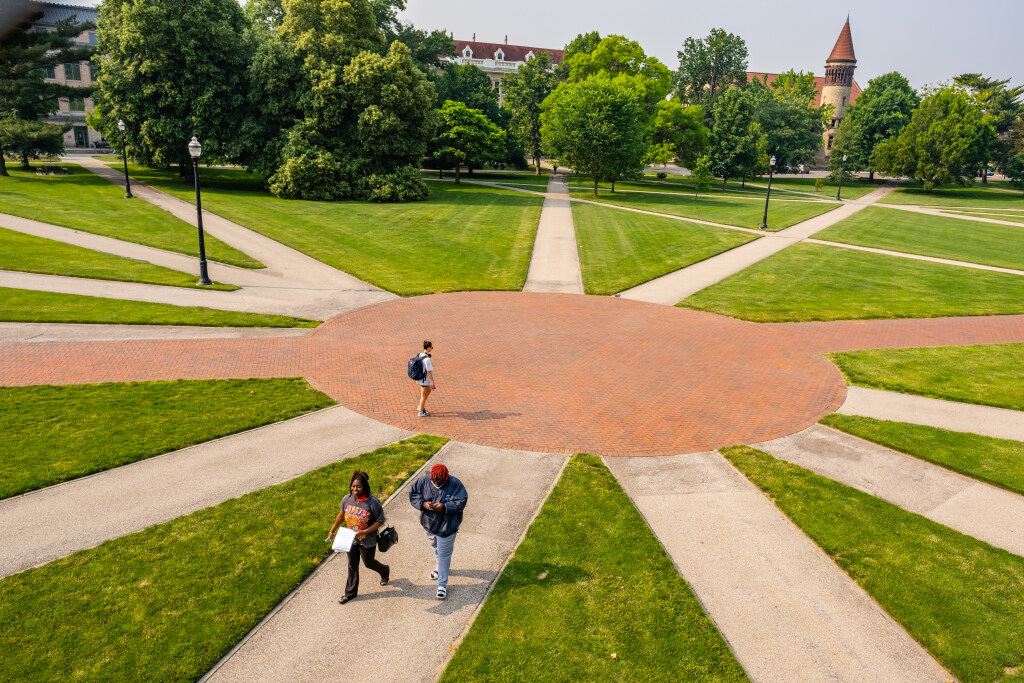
[827,18,856,62]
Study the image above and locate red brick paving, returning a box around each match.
[4,293,1024,456]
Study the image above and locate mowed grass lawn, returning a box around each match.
[681,242,1024,321]
[829,342,1024,411]
[881,180,1024,209]
[569,188,837,230]
[0,165,260,268]
[118,165,543,295]
[0,287,318,327]
[815,206,1024,270]
[634,173,884,200]
[440,454,747,683]
[572,202,758,294]
[0,436,444,683]
[945,209,1024,224]
[724,445,1024,683]
[821,415,1024,497]
[0,379,334,499]
[0,226,236,289]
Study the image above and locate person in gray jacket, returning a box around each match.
[408,463,468,600]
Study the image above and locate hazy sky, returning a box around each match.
[55,0,1023,91]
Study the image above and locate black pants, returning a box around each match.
[345,543,389,599]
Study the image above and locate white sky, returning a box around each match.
[60,0,1023,91]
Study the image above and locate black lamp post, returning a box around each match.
[835,154,848,201]
[188,136,213,287]
[759,155,776,230]
[117,119,133,199]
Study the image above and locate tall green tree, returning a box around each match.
[501,52,558,174]
[92,0,250,177]
[673,28,748,120]
[829,71,919,180]
[874,87,994,192]
[368,0,453,73]
[953,73,1023,182]
[432,100,505,184]
[748,71,825,170]
[541,76,646,196]
[647,100,707,168]
[0,4,93,174]
[566,34,671,111]
[435,62,500,120]
[708,85,760,189]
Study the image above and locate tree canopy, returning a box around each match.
[874,86,994,191]
[749,70,826,169]
[708,85,761,187]
[673,28,748,118]
[953,73,1023,180]
[432,100,505,184]
[502,52,558,174]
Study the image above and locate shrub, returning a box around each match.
[656,171,668,180]
[268,148,350,201]
[814,177,824,192]
[355,165,430,203]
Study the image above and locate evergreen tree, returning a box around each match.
[541,76,646,197]
[708,86,760,189]
[874,87,994,192]
[501,52,558,174]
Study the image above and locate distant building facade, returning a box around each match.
[443,38,563,100]
[29,1,105,151]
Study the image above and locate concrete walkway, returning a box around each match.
[805,238,1024,276]
[0,406,409,578]
[523,173,584,294]
[0,322,313,343]
[618,181,900,305]
[839,385,1024,442]
[756,424,1024,557]
[0,270,386,320]
[887,201,1024,230]
[605,451,950,683]
[206,442,567,683]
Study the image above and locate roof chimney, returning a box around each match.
[505,35,508,45]
[472,32,475,42]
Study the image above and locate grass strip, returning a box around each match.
[722,444,1024,683]
[0,165,261,268]
[945,210,1024,224]
[880,181,1024,209]
[829,342,1024,411]
[0,435,445,682]
[821,415,1024,497]
[0,226,236,290]
[0,287,318,327]
[572,201,757,294]
[440,454,747,683]
[681,242,1024,321]
[116,165,542,296]
[814,206,1024,270]
[0,379,335,499]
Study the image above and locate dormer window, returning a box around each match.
[462,46,473,58]
[525,51,535,61]
[495,49,505,60]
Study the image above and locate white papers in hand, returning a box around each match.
[332,528,357,552]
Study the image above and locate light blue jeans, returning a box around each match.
[426,531,458,588]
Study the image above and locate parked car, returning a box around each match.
[987,169,994,176]
[796,164,810,174]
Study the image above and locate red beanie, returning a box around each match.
[430,463,449,485]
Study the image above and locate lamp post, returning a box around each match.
[117,120,133,199]
[835,154,848,201]
[187,136,213,286]
[759,155,776,230]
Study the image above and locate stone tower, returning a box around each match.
[821,17,856,157]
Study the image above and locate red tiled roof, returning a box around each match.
[747,72,862,109]
[453,40,563,64]
[827,19,856,62]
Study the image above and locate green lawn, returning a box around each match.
[0,226,236,289]
[636,173,884,200]
[723,445,1024,683]
[569,188,837,230]
[424,169,552,186]
[0,379,334,499]
[572,201,758,295]
[681,242,1024,321]
[0,435,443,682]
[945,209,1024,224]
[0,287,318,327]
[881,181,1024,209]
[116,166,543,295]
[821,415,1024,497]
[0,165,260,268]
[440,454,747,683]
[815,206,1024,270]
[829,342,1024,411]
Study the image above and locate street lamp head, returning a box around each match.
[188,136,202,160]
[843,154,848,162]
[117,119,125,133]
[769,155,776,167]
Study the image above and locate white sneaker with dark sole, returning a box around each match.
[436,586,447,600]
[430,570,439,580]
[418,410,429,417]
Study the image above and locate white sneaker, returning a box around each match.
[430,570,439,580]
[436,586,447,600]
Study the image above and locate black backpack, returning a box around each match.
[407,354,427,381]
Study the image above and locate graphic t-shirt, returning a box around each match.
[340,494,385,547]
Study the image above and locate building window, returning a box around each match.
[525,51,535,61]
[89,60,100,82]
[495,49,505,60]
[462,46,473,58]
[842,96,847,106]
[64,62,82,81]
[88,32,98,46]
[70,97,86,112]
[45,65,55,79]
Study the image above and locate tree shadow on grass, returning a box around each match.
[490,562,593,593]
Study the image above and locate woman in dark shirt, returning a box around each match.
[326,470,390,604]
